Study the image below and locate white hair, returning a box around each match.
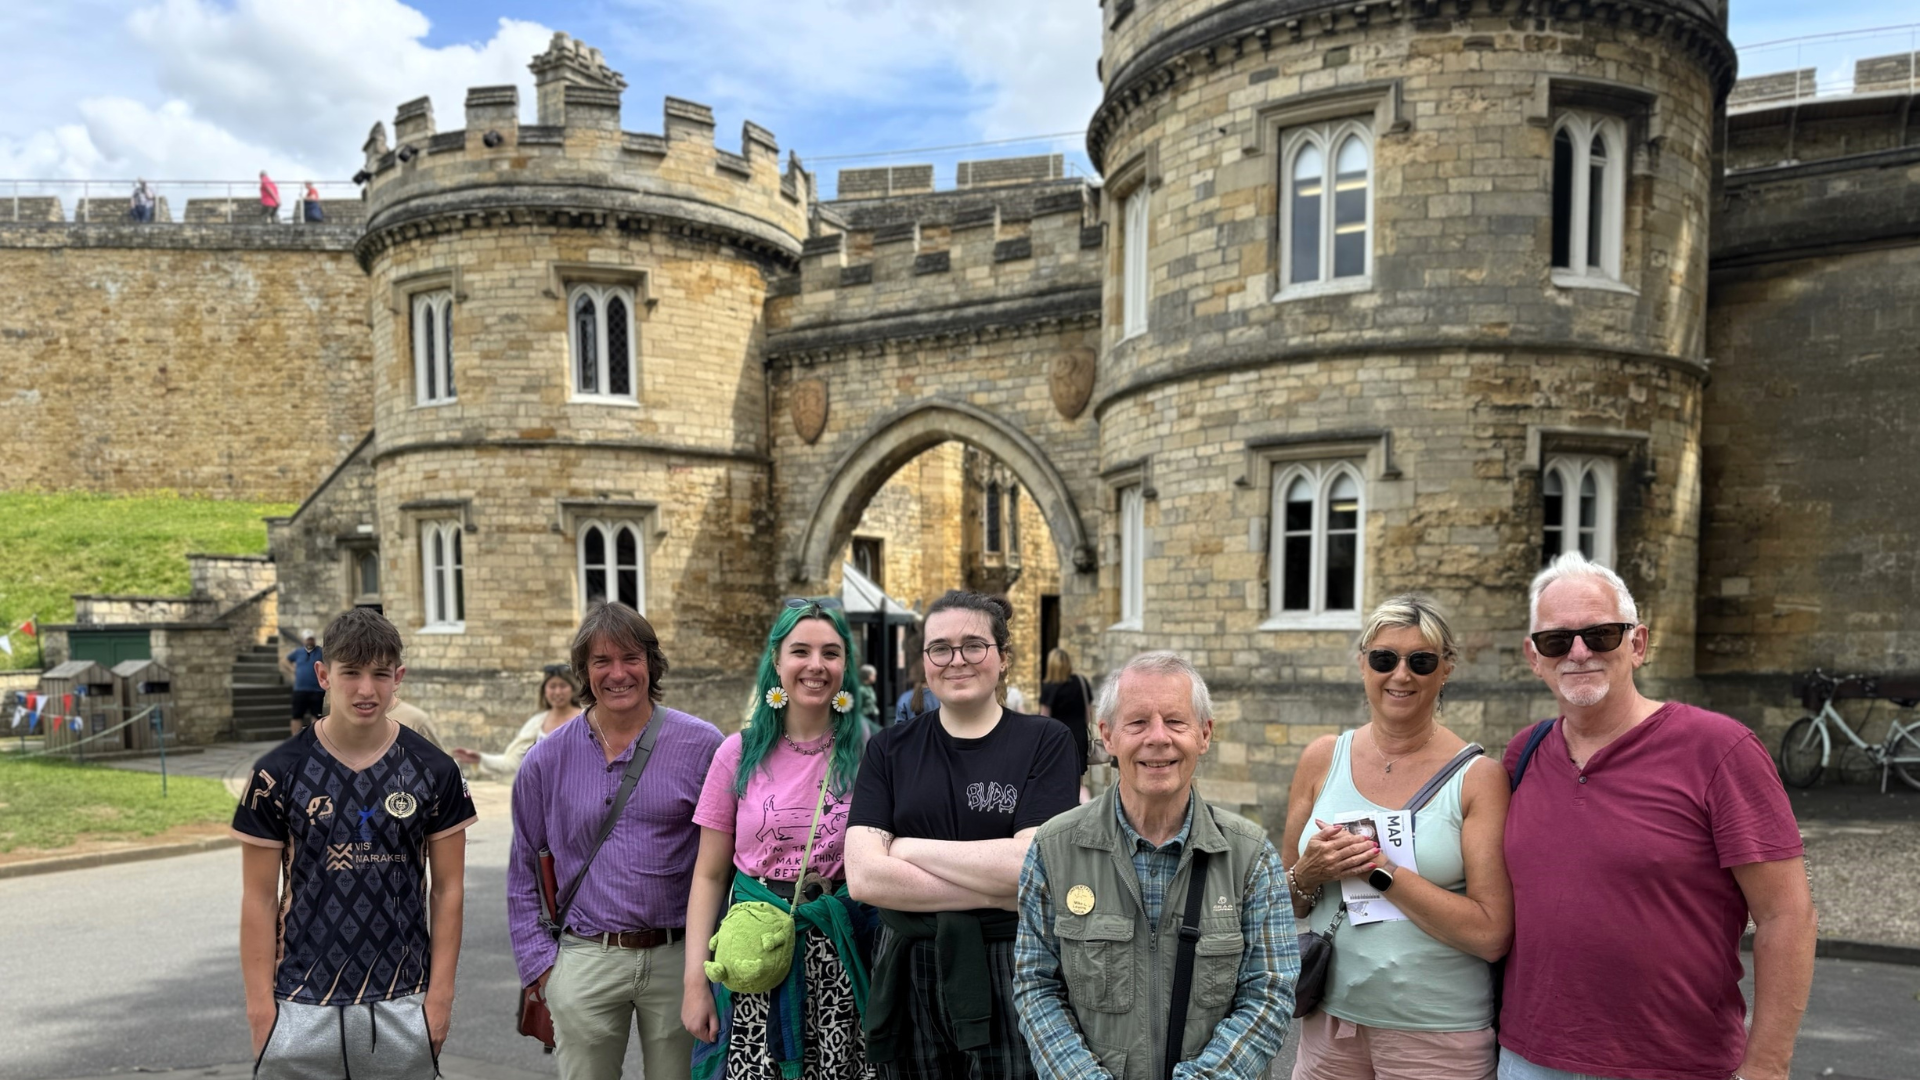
[1094,650,1214,727]
[1528,552,1639,630]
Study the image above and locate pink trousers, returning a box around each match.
[1292,1010,1497,1080]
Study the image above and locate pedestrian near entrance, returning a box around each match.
[1015,650,1297,1080]
[233,607,476,1080]
[1038,646,1093,782]
[683,599,876,1079]
[847,589,1079,1080]
[509,602,723,1080]
[1499,553,1814,1080]
[454,663,578,779]
[1282,596,1512,1080]
[281,629,324,735]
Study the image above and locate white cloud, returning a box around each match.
[0,0,553,182]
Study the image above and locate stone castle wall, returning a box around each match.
[0,223,372,501]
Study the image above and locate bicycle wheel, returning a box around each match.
[1778,716,1825,788]
[1887,723,1920,792]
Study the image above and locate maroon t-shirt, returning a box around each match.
[1500,702,1802,1080]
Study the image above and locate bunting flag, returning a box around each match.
[19,618,35,636]
[63,694,74,717]
[9,706,22,729]
[0,635,12,656]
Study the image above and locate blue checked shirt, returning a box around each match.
[1015,792,1297,1080]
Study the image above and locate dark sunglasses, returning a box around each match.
[783,596,843,611]
[1365,649,1442,676]
[1529,622,1634,658]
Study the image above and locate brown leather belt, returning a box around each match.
[567,928,685,950]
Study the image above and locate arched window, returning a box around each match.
[354,549,380,603]
[1269,462,1366,624]
[1122,186,1150,338]
[1551,112,1626,283]
[420,520,464,629]
[985,481,1003,553]
[412,291,454,405]
[1281,122,1372,294]
[1007,485,1021,552]
[1117,484,1145,628]
[579,521,644,613]
[570,284,638,401]
[1542,456,1617,566]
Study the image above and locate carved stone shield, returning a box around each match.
[1049,346,1097,420]
[791,378,829,444]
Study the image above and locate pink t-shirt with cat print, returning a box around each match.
[693,730,851,882]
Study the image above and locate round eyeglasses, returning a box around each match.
[924,640,998,667]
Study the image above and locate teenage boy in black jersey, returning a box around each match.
[232,608,476,1080]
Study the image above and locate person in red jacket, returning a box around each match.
[259,171,280,223]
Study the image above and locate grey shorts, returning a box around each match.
[255,994,438,1080]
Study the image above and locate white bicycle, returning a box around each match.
[1778,670,1920,792]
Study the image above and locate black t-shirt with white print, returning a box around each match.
[849,708,1079,847]
[231,725,476,1005]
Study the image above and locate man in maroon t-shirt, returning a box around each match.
[1500,552,1814,1080]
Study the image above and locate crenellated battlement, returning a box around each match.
[766,180,1103,360]
[356,33,812,269]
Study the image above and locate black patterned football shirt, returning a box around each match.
[231,725,477,1005]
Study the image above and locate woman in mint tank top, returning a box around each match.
[1280,596,1514,1080]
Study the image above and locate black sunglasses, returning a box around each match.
[1529,622,1634,658]
[1365,649,1442,676]
[783,596,844,611]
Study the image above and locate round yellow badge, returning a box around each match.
[1065,884,1096,915]
[384,791,419,819]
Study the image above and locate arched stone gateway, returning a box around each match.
[790,399,1094,587]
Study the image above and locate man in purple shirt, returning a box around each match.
[510,603,723,1080]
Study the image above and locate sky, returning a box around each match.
[0,0,1914,198]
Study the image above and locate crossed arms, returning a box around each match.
[845,825,1038,911]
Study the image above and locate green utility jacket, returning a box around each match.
[1030,787,1268,1080]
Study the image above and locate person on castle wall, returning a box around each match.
[509,602,723,1080]
[388,693,445,750]
[1282,595,1513,1080]
[302,181,325,223]
[280,629,324,736]
[259,171,280,223]
[1498,553,1814,1080]
[682,597,878,1080]
[129,179,155,223]
[892,667,938,727]
[453,664,578,780]
[1015,650,1298,1080]
[846,590,1080,1080]
[233,607,475,1080]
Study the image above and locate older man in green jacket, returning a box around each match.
[1013,651,1297,1080]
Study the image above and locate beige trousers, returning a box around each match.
[546,934,692,1080]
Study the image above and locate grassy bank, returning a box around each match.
[0,752,236,852]
[0,490,294,670]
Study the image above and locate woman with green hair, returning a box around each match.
[683,598,875,1080]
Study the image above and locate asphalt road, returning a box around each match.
[4,779,1917,1080]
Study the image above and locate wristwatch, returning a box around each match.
[1367,865,1395,891]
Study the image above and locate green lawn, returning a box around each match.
[0,490,295,670]
[0,753,236,852]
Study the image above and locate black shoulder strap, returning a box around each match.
[1510,719,1557,791]
[552,710,664,933]
[1401,742,1484,815]
[1164,847,1213,1080]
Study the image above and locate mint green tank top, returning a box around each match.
[1295,730,1493,1031]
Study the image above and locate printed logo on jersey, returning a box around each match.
[249,770,277,809]
[965,781,1020,814]
[326,844,356,871]
[384,791,418,819]
[356,806,378,843]
[306,796,334,820]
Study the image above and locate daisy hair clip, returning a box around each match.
[831,690,853,714]
[764,686,788,710]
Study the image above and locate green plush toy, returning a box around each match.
[704,901,796,995]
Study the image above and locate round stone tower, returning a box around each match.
[354,33,811,736]
[1086,0,1734,808]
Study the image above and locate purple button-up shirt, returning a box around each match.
[507,706,723,985]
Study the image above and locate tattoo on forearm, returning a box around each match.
[856,826,895,850]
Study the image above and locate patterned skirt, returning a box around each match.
[728,932,875,1080]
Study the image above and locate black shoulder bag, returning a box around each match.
[1290,741,1486,1019]
[517,712,664,1049]
[1164,847,1213,1080]
[1487,718,1556,1032]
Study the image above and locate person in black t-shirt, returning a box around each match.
[1038,645,1094,782]
[233,608,476,1080]
[847,590,1078,1080]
